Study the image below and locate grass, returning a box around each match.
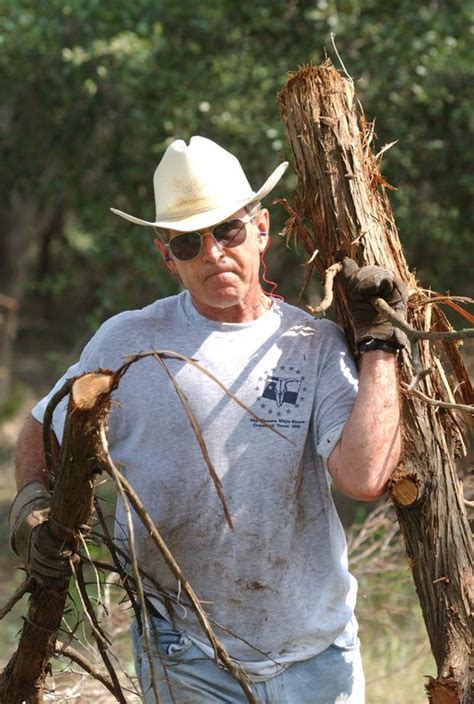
[359,573,435,703]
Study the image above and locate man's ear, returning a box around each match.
[255,209,270,253]
[154,238,177,274]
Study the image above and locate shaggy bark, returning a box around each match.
[0,372,115,704]
[278,61,473,703]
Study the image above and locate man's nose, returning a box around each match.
[200,232,223,261]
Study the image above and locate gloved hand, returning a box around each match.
[338,257,408,349]
[9,480,73,589]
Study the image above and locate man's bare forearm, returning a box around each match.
[14,414,59,490]
[328,351,401,501]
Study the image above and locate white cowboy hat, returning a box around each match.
[110,136,288,232]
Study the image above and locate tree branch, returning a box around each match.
[401,383,474,415]
[306,262,342,313]
[54,641,118,699]
[98,437,258,704]
[372,297,474,342]
[0,578,32,620]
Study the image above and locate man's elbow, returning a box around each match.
[337,478,388,502]
[331,457,398,501]
[352,482,388,502]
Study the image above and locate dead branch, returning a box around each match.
[72,561,127,704]
[278,60,473,703]
[98,429,258,704]
[93,498,142,623]
[0,578,32,621]
[116,349,290,530]
[54,641,117,698]
[42,378,75,480]
[306,261,342,313]
[100,426,162,704]
[401,383,474,415]
[308,262,473,399]
[120,350,290,442]
[0,372,115,704]
[373,297,474,342]
[152,352,234,530]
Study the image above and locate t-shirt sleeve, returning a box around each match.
[30,324,110,443]
[312,320,358,460]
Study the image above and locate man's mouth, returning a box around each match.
[205,269,237,280]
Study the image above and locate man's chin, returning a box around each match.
[200,285,243,307]
[202,295,241,310]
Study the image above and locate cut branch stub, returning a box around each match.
[0,372,115,704]
[389,465,420,507]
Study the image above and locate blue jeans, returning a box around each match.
[131,613,365,703]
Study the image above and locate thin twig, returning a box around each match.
[330,33,354,86]
[42,377,75,481]
[72,561,127,704]
[365,641,429,686]
[297,258,317,305]
[94,499,142,624]
[152,352,234,531]
[100,424,162,704]
[100,452,258,704]
[116,350,291,442]
[401,383,474,415]
[415,293,473,308]
[372,298,474,341]
[73,561,111,648]
[407,341,432,390]
[55,641,118,698]
[307,262,343,314]
[0,577,32,620]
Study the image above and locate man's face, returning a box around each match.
[155,208,270,321]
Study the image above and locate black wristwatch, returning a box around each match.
[358,338,399,354]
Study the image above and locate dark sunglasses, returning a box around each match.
[165,212,257,262]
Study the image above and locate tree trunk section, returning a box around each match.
[278,61,473,703]
[0,294,18,405]
[0,372,115,704]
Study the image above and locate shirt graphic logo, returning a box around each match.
[262,376,302,407]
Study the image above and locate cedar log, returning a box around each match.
[278,61,473,703]
[0,372,115,704]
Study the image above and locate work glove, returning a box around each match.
[338,257,409,350]
[9,480,73,589]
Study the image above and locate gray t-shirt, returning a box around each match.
[32,291,359,678]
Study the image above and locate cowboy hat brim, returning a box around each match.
[111,161,288,232]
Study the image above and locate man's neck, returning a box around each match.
[190,289,273,323]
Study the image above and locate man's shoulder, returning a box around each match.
[277,301,345,339]
[98,293,182,335]
[82,293,183,363]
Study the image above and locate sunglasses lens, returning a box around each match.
[213,219,247,248]
[168,219,249,261]
[169,232,202,260]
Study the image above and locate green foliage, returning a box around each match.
[0,0,472,334]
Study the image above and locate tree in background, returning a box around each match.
[0,0,472,334]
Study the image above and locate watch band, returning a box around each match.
[358,338,399,354]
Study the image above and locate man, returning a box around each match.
[10,136,406,703]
